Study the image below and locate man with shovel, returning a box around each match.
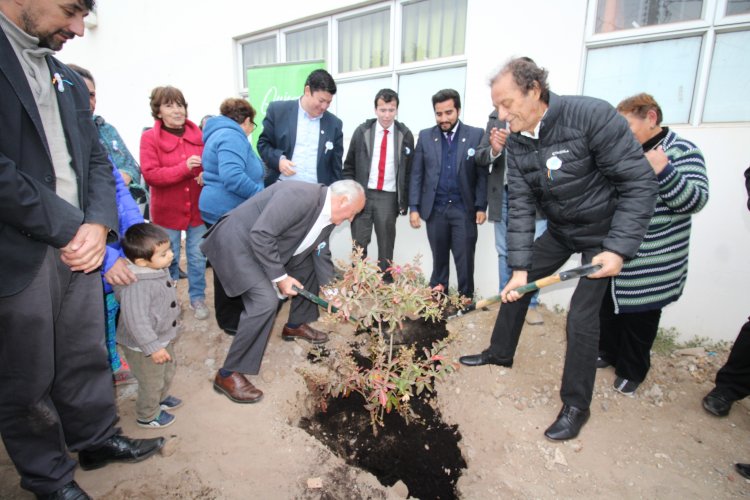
[459,57,657,441]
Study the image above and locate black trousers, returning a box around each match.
[714,317,750,400]
[425,203,477,298]
[0,248,118,494]
[205,222,243,332]
[487,231,608,409]
[598,288,662,383]
[350,189,399,273]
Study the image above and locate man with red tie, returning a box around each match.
[343,89,414,280]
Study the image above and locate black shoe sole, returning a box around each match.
[78,438,165,471]
[282,335,328,344]
[212,383,263,404]
[459,355,513,368]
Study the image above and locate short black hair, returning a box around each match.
[67,63,94,85]
[305,69,337,95]
[122,223,170,262]
[431,89,461,111]
[374,88,399,108]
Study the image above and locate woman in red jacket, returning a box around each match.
[140,86,208,320]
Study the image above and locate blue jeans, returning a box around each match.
[166,224,207,302]
[495,187,547,307]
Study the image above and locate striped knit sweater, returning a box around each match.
[612,128,709,313]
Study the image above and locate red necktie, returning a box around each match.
[376,129,389,190]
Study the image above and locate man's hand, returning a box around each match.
[409,211,421,229]
[186,155,202,170]
[279,157,297,177]
[644,146,669,175]
[500,270,528,303]
[60,223,108,273]
[277,276,304,296]
[489,127,509,156]
[589,251,624,279]
[104,258,137,286]
[151,348,171,364]
[476,211,487,225]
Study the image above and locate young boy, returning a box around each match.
[116,223,183,428]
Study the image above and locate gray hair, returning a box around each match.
[489,56,550,104]
[329,179,364,204]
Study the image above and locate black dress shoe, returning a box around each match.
[736,463,750,479]
[78,433,164,471]
[36,481,91,500]
[459,351,513,368]
[702,389,734,417]
[544,405,591,441]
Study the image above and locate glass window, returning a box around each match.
[583,37,701,123]
[703,30,750,121]
[241,37,277,87]
[397,66,466,133]
[726,0,750,15]
[401,0,467,63]
[595,0,703,33]
[338,9,390,73]
[286,24,327,63]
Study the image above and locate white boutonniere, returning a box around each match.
[404,146,411,156]
[324,141,333,154]
[316,241,327,255]
[466,148,476,160]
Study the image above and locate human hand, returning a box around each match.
[277,276,304,296]
[279,157,297,177]
[476,211,486,225]
[196,171,204,186]
[409,212,421,229]
[104,257,137,286]
[186,155,202,170]
[119,170,132,185]
[489,127,509,156]
[645,146,669,175]
[151,348,171,364]
[60,223,108,273]
[589,251,624,278]
[501,270,529,303]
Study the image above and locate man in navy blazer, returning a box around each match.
[0,1,163,497]
[409,89,488,301]
[258,69,344,186]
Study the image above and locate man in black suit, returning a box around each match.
[0,1,163,498]
[408,89,487,301]
[343,88,414,278]
[201,180,365,403]
[258,69,344,186]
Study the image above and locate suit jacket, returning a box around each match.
[342,118,415,213]
[257,99,343,186]
[200,181,334,298]
[408,121,487,221]
[474,110,507,222]
[0,29,117,297]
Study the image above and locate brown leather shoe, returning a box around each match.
[213,371,263,404]
[281,323,329,344]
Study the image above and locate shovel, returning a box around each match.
[448,263,602,319]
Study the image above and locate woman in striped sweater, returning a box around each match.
[598,93,709,395]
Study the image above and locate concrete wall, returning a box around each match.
[62,0,750,340]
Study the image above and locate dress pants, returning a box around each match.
[425,203,477,298]
[351,189,399,273]
[487,231,608,409]
[222,255,320,375]
[205,222,243,332]
[0,247,118,494]
[598,289,662,383]
[714,317,750,400]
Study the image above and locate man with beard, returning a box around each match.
[0,1,164,498]
[408,89,487,304]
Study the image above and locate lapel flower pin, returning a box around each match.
[316,241,327,256]
[52,72,73,93]
[324,141,333,154]
[404,146,411,156]
[466,148,476,160]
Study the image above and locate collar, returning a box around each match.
[376,121,393,135]
[520,109,548,139]
[642,127,669,152]
[322,188,332,222]
[443,121,460,137]
[298,98,322,122]
[0,9,53,57]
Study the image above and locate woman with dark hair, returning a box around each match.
[200,98,264,334]
[140,86,208,320]
[598,93,709,395]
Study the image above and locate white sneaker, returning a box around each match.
[190,300,209,320]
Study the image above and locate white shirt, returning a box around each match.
[287,99,321,184]
[367,123,396,192]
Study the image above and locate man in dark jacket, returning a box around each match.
[460,58,657,441]
[0,1,163,497]
[343,88,414,278]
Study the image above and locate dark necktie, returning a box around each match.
[376,129,389,190]
[445,131,453,145]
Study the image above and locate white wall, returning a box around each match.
[63,0,750,341]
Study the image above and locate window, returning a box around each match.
[241,37,277,87]
[338,9,390,73]
[401,0,467,64]
[726,0,750,15]
[703,30,750,121]
[595,0,703,33]
[286,24,327,63]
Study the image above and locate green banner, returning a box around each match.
[247,60,325,146]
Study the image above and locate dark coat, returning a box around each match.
[342,118,414,213]
[505,92,658,270]
[0,29,117,297]
[257,99,343,186]
[474,110,506,222]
